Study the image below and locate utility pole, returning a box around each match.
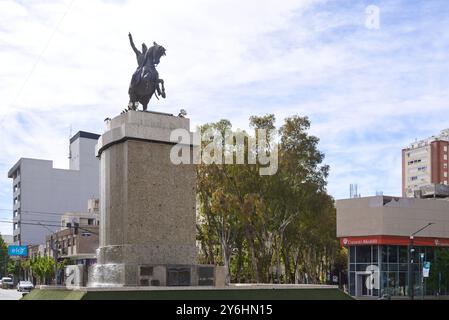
[51,235,58,286]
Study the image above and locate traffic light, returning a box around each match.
[74,222,79,235]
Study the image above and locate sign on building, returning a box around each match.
[423,261,431,278]
[8,245,28,257]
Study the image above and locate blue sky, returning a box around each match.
[1,0,449,235]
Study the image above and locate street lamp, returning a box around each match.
[420,253,425,300]
[408,222,434,300]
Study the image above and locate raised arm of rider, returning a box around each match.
[128,33,140,56]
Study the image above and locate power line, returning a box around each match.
[9,0,76,109]
[0,208,80,216]
[0,220,99,235]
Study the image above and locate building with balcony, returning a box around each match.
[402,129,449,197]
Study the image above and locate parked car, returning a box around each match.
[0,279,2,287]
[17,281,34,292]
[1,277,14,289]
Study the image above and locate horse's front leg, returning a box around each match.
[141,95,151,111]
[159,79,166,98]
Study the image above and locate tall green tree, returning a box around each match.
[0,235,9,277]
[196,114,340,284]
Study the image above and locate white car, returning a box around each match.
[1,277,14,289]
[17,281,34,292]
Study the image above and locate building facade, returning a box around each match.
[7,131,100,246]
[402,129,449,197]
[337,196,449,298]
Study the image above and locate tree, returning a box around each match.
[29,255,56,285]
[427,248,449,295]
[196,114,340,284]
[0,235,9,278]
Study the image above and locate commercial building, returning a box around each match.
[337,196,449,298]
[47,198,99,262]
[7,131,100,246]
[402,129,449,197]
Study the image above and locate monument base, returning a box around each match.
[88,263,226,287]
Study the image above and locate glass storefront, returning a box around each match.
[348,245,447,297]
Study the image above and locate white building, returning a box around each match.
[60,198,100,231]
[7,131,100,246]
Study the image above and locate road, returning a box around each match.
[0,288,23,300]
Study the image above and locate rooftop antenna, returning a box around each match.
[68,124,72,159]
[350,184,359,198]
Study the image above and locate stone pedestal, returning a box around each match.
[88,111,199,287]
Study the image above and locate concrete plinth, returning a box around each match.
[89,111,198,287]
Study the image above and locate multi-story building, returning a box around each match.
[7,131,100,246]
[45,200,100,286]
[402,129,449,197]
[60,198,100,231]
[45,212,99,264]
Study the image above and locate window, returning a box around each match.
[445,154,448,161]
[88,219,94,225]
[445,172,448,178]
[388,246,398,263]
[445,164,448,169]
[445,146,448,152]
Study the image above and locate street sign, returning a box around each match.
[8,245,28,257]
[423,261,431,278]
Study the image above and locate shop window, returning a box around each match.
[356,264,371,272]
[399,246,408,263]
[356,246,371,263]
[372,246,379,263]
[381,246,388,263]
[349,272,355,296]
[350,246,355,263]
[398,273,408,296]
[388,246,398,263]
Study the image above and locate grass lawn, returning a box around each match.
[22,288,352,300]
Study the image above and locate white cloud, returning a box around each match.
[1,0,449,233]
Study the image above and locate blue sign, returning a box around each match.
[8,245,28,257]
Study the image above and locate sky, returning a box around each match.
[1,0,449,235]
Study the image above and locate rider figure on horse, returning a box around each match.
[128,33,166,111]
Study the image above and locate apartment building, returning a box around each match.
[7,131,100,246]
[402,129,449,197]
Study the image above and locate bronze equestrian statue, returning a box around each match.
[128,33,166,111]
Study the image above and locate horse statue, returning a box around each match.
[127,33,166,112]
